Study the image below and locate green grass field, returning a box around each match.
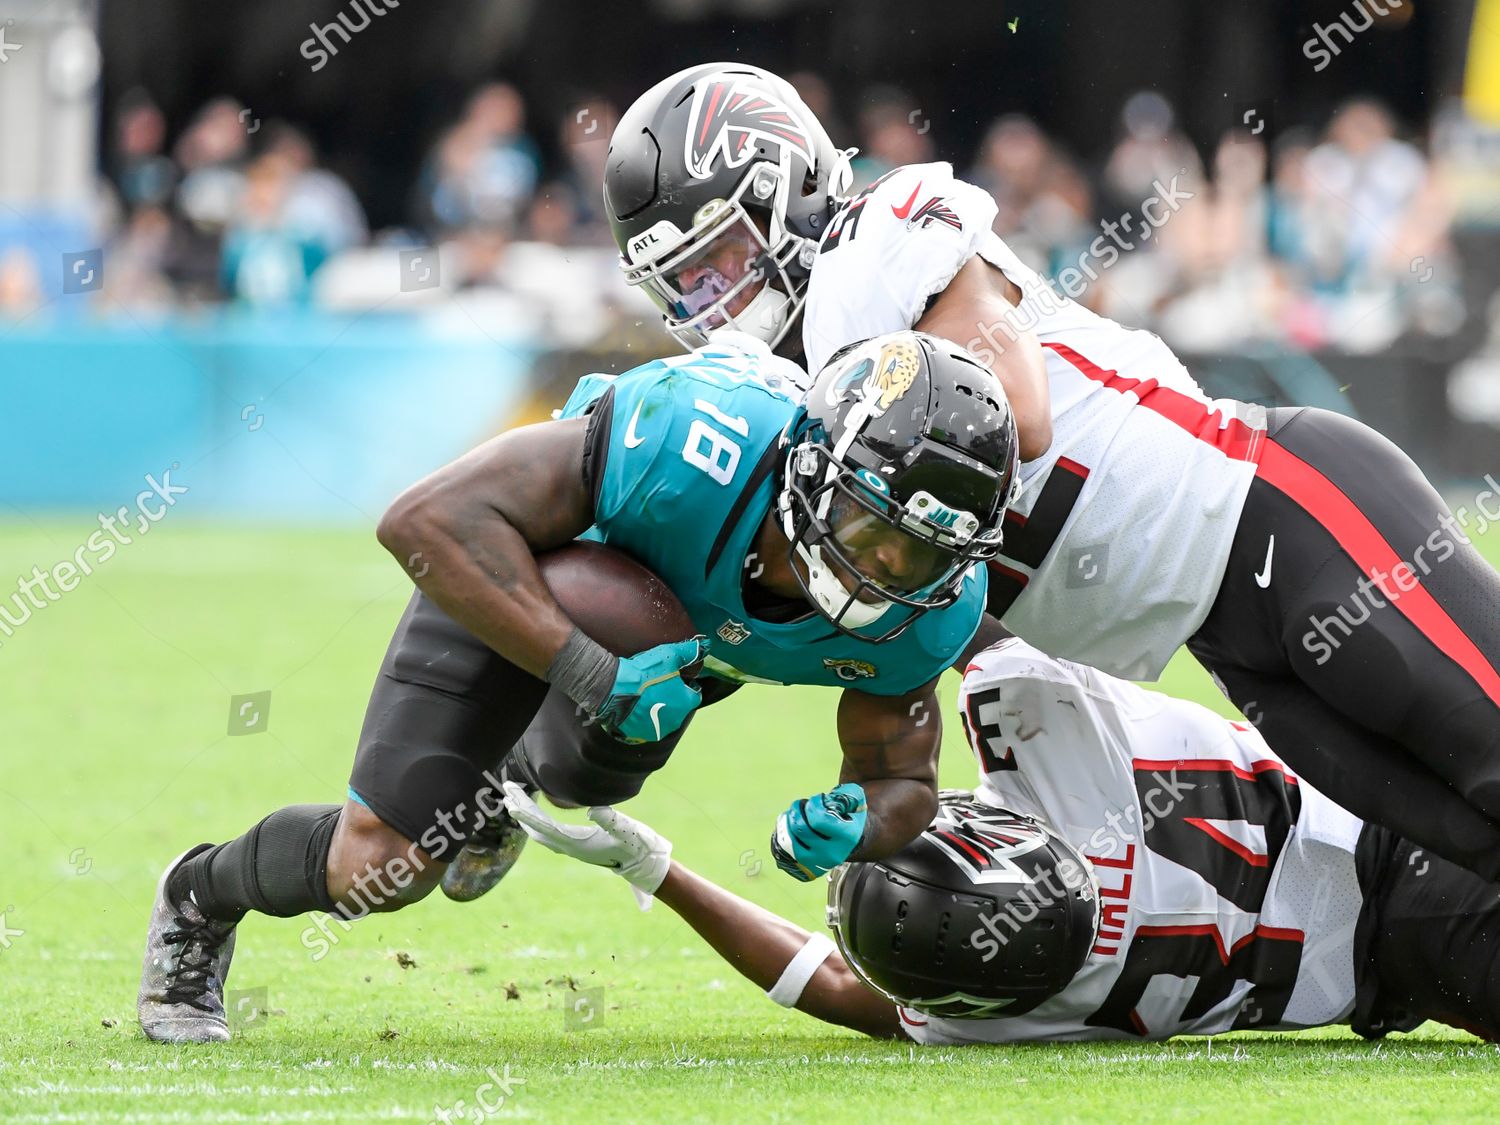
[3,519,1499,1123]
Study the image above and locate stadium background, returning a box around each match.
[5,0,1500,514]
[6,1,1500,1121]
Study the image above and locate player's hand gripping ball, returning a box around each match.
[771,782,868,881]
[596,636,709,744]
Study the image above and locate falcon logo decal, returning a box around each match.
[924,802,1053,886]
[904,196,963,232]
[685,80,814,180]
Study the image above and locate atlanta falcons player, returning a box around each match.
[573,60,1500,886]
[505,638,1500,1043]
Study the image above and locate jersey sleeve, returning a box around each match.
[960,638,1125,742]
[960,639,1115,765]
[859,564,986,697]
[564,364,683,532]
[959,638,1152,814]
[802,162,1000,372]
[557,371,620,420]
[962,637,1096,696]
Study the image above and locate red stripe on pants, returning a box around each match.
[1042,341,1264,461]
[1257,439,1500,709]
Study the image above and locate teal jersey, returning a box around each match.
[558,340,986,696]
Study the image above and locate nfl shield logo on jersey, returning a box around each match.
[716,619,751,645]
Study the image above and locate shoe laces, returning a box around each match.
[162,903,233,1010]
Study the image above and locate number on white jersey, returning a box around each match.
[1084,755,1306,1036]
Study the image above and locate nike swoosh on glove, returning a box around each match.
[596,637,708,745]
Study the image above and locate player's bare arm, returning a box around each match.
[916,256,1052,462]
[376,418,593,676]
[501,785,900,1038]
[378,415,706,747]
[653,862,902,1038]
[836,678,942,860]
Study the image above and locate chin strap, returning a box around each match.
[828,147,857,203]
[778,442,894,630]
[798,541,891,629]
[731,283,792,347]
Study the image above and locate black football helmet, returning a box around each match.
[776,330,1019,642]
[604,62,853,353]
[826,792,1099,1020]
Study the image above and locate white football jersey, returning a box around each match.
[803,163,1264,678]
[896,639,1364,1044]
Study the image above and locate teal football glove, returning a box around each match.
[594,636,708,744]
[771,783,868,881]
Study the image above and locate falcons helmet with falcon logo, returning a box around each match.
[827,792,1100,1019]
[604,63,853,354]
[683,79,817,180]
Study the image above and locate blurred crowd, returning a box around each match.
[5,77,1499,360]
[838,83,1477,356]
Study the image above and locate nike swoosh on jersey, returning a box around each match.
[891,181,923,220]
[1254,535,1275,588]
[624,400,646,448]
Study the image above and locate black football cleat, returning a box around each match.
[137,845,238,1043]
[441,808,528,902]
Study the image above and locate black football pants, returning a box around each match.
[1189,407,1500,882]
[347,591,736,861]
[1352,821,1500,1040]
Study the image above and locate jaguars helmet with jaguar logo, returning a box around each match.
[776,330,1020,642]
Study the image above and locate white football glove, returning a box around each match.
[500,781,672,910]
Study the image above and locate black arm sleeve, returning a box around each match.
[578,385,616,516]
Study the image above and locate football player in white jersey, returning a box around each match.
[587,61,1500,887]
[503,638,1500,1043]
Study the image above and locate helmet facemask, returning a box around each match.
[620,144,847,352]
[777,426,1003,644]
[769,328,1016,641]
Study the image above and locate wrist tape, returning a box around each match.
[545,626,617,715]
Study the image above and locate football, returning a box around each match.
[537,540,697,656]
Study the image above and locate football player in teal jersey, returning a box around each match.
[136,329,1018,1044]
